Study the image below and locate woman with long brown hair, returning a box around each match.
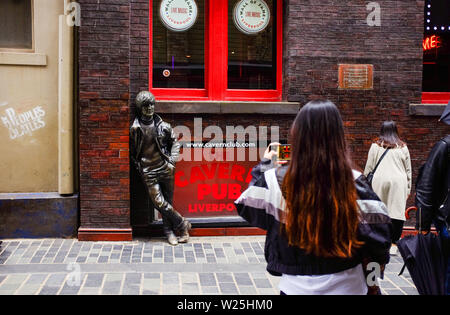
[364,121,412,255]
[235,100,392,295]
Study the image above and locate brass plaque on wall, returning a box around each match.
[338,64,373,90]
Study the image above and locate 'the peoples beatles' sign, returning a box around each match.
[1,106,46,140]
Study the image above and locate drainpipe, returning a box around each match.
[58,1,74,195]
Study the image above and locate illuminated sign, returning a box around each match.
[423,35,441,51]
[171,148,260,218]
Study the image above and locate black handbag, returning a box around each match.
[366,148,390,187]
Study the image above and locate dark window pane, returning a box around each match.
[228,0,276,90]
[423,1,450,92]
[425,0,450,29]
[0,0,32,49]
[153,0,205,89]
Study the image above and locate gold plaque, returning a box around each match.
[338,64,373,90]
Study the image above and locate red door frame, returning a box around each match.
[422,92,450,104]
[149,0,283,101]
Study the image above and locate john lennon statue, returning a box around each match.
[130,91,191,245]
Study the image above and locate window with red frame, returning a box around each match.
[149,0,283,101]
[422,0,450,104]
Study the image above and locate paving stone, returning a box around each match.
[79,287,101,295]
[180,273,198,283]
[38,286,60,295]
[25,274,47,285]
[102,282,122,295]
[162,284,180,295]
[199,273,216,286]
[144,273,160,279]
[58,283,80,297]
[0,237,419,295]
[182,282,200,295]
[219,282,238,294]
[201,286,220,294]
[162,273,179,284]
[4,274,28,284]
[143,279,161,292]
[0,283,22,291]
[234,273,253,286]
[76,256,87,263]
[378,279,395,289]
[216,272,233,283]
[257,288,278,295]
[238,286,258,295]
[253,278,272,289]
[400,287,419,295]
[45,274,66,286]
[84,273,104,287]
[142,289,159,295]
[386,274,414,287]
[383,288,406,295]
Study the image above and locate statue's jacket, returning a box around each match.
[130,114,181,170]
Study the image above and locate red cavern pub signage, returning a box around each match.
[171,147,260,218]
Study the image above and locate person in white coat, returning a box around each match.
[364,121,412,255]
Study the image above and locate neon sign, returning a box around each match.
[423,35,441,51]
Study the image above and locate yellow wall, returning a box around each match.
[0,0,65,192]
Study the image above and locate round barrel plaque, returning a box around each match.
[159,0,198,32]
[233,0,271,35]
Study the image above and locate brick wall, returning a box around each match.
[283,0,450,211]
[130,0,149,108]
[79,0,450,235]
[78,0,131,233]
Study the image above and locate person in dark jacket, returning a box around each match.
[235,100,392,295]
[415,103,450,294]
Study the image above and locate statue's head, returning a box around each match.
[136,91,156,119]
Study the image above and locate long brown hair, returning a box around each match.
[282,100,363,258]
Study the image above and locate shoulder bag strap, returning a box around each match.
[372,148,391,176]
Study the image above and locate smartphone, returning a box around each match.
[277,144,291,162]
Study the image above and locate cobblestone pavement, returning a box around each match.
[0,236,418,295]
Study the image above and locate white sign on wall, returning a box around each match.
[233,0,271,35]
[1,106,46,140]
[160,0,198,32]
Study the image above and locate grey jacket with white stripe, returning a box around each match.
[235,159,392,276]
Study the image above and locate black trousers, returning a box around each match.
[391,219,405,244]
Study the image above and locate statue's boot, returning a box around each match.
[163,220,178,246]
[177,219,192,243]
[166,232,178,246]
[164,229,178,246]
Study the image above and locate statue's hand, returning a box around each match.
[168,156,177,166]
[167,162,175,174]
[132,158,143,175]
